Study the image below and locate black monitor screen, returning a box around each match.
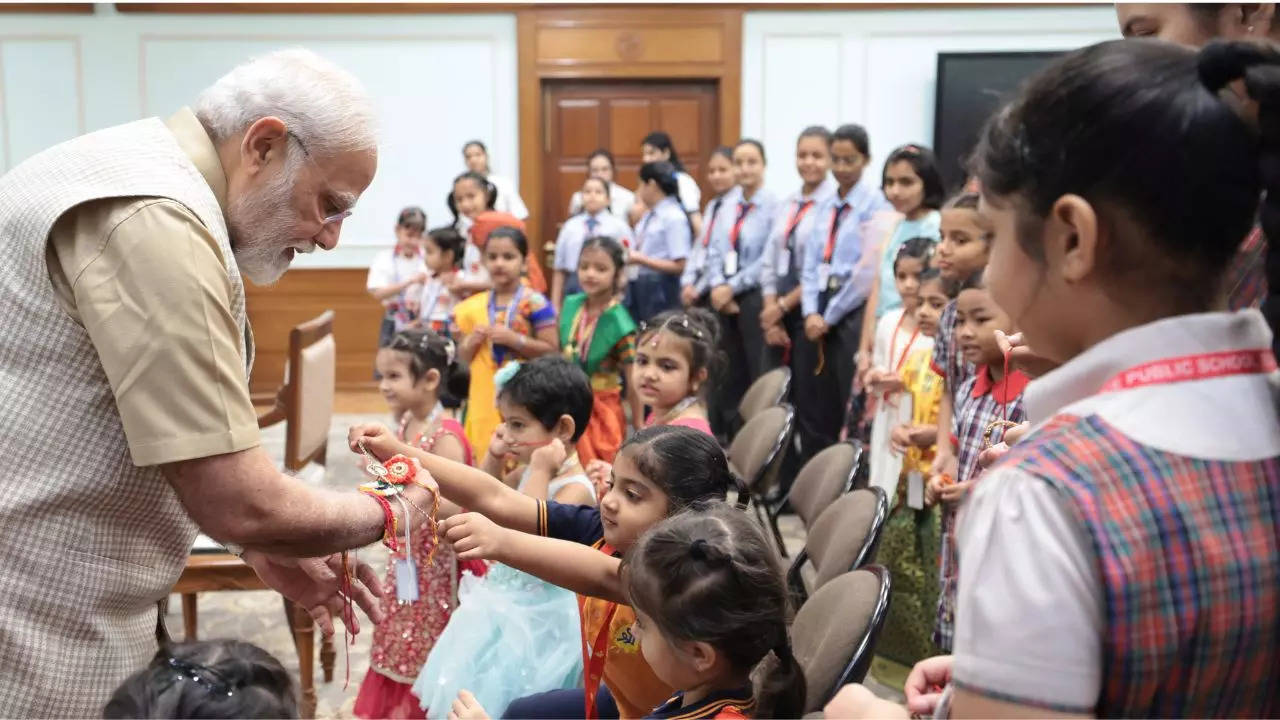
[933,51,1061,193]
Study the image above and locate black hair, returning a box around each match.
[894,236,936,272]
[579,235,626,286]
[622,503,805,719]
[617,425,735,510]
[383,328,470,401]
[396,206,427,233]
[425,225,465,269]
[735,137,767,165]
[103,640,297,719]
[798,125,833,147]
[498,356,594,443]
[639,161,682,200]
[462,139,487,155]
[642,131,685,171]
[484,225,529,257]
[587,148,617,172]
[709,145,734,163]
[918,266,949,293]
[883,144,945,210]
[447,171,498,223]
[637,307,725,392]
[972,38,1267,317]
[959,266,986,293]
[832,123,871,158]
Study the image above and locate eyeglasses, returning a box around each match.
[161,656,235,698]
[287,131,354,226]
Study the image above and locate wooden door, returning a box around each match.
[542,81,719,238]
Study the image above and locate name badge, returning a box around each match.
[817,262,832,289]
[626,264,640,281]
[776,249,791,276]
[907,471,925,510]
[395,556,419,603]
[724,250,739,277]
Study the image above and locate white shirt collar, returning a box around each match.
[1025,310,1275,424]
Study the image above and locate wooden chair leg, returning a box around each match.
[283,598,317,719]
[320,633,336,683]
[181,593,198,641]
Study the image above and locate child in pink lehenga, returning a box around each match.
[353,329,487,719]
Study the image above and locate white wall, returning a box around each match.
[741,6,1119,194]
[0,4,517,268]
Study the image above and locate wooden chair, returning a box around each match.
[177,310,336,719]
[787,487,889,606]
[726,404,795,554]
[792,565,893,713]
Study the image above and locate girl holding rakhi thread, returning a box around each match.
[862,237,934,495]
[353,328,483,720]
[452,226,558,459]
[413,356,598,717]
[347,420,737,720]
[560,236,643,466]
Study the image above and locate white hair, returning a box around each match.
[193,48,378,157]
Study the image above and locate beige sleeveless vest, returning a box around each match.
[0,117,248,716]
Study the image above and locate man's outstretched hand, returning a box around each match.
[243,551,385,636]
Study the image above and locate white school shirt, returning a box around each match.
[454,216,491,287]
[367,248,425,300]
[568,184,636,220]
[554,210,635,273]
[413,272,461,330]
[487,173,529,220]
[952,310,1280,712]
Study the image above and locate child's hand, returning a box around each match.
[996,330,1059,379]
[487,326,521,348]
[925,473,948,506]
[804,314,828,341]
[938,478,973,506]
[907,425,936,447]
[764,323,790,347]
[680,284,699,307]
[586,460,612,499]
[487,428,512,459]
[530,438,568,474]
[890,425,913,455]
[442,513,510,562]
[347,423,403,461]
[448,690,490,720]
[461,330,486,356]
[870,374,905,395]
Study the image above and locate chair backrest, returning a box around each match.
[727,404,795,498]
[788,487,888,602]
[791,566,892,713]
[738,366,791,425]
[283,311,335,472]
[788,442,861,529]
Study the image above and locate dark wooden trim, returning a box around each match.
[0,3,94,12]
[115,2,1104,13]
[517,5,741,264]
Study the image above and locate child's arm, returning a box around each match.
[931,389,956,477]
[627,367,645,431]
[444,512,626,604]
[348,424,540,534]
[552,270,566,311]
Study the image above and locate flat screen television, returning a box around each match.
[933,51,1061,193]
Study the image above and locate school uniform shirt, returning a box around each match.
[535,500,674,719]
[633,196,693,279]
[554,210,636,274]
[646,687,756,719]
[454,216,491,288]
[760,176,836,298]
[413,272,459,333]
[800,180,892,325]
[680,193,731,298]
[367,248,425,321]
[487,172,529,220]
[705,186,781,296]
[569,184,637,220]
[930,300,973,395]
[952,310,1280,716]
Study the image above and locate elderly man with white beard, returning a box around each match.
[0,49,435,716]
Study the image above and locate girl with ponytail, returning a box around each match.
[622,502,805,719]
[627,160,696,323]
[931,38,1280,718]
